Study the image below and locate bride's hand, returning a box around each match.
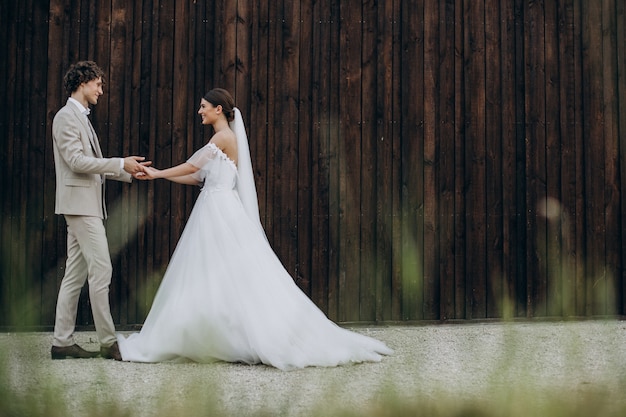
[134,166,160,180]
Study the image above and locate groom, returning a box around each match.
[51,61,149,360]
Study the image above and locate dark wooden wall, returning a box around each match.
[1,0,625,328]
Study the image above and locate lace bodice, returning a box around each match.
[187,142,238,192]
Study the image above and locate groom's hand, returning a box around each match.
[124,156,151,174]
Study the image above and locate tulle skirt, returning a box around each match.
[117,188,392,370]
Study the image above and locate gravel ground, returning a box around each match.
[2,320,626,416]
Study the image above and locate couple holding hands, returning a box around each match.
[51,61,391,370]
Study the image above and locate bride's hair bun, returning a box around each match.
[203,88,235,122]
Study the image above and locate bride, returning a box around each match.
[118,88,392,370]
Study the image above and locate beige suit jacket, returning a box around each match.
[52,99,132,219]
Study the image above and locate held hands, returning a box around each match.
[123,155,161,180]
[133,166,161,180]
[124,156,152,174]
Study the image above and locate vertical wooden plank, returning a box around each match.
[360,0,378,321]
[390,0,403,320]
[71,0,88,60]
[330,0,344,321]
[151,0,194,323]
[14,0,29,324]
[454,0,467,319]
[617,0,626,316]
[29,0,50,325]
[543,0,563,317]
[0,3,9,320]
[513,0,528,317]
[465,0,487,319]
[12,0,28,324]
[212,0,224,86]
[328,0,342,321]
[10,0,29,326]
[330,3,342,319]
[400,0,424,321]
[236,0,252,108]
[484,0,504,318]
[570,0,586,316]
[556,0,577,317]
[93,0,111,152]
[199,0,216,157]
[1,0,13,324]
[4,0,15,323]
[524,0,547,318]
[121,0,140,326]
[310,0,334,315]
[107,0,130,324]
[3,3,19,324]
[36,2,50,324]
[187,0,205,239]
[42,0,66,326]
[375,0,397,321]
[29,0,43,325]
[189,0,204,159]
[338,0,362,321]
[0,2,8,238]
[438,0,456,321]
[157,0,174,267]
[297,0,314,298]
[423,0,439,320]
[581,1,605,315]
[170,0,190,251]
[284,0,302,287]
[145,0,174,310]
[187,0,202,223]
[321,1,334,315]
[247,1,270,247]
[43,0,70,327]
[22,0,37,325]
[85,0,97,60]
[602,0,620,315]
[326,0,342,321]
[267,0,280,259]
[263,0,277,248]
[220,0,236,91]
[126,0,146,324]
[272,1,300,289]
[249,0,269,232]
[573,0,586,317]
[500,0,521,319]
[137,0,156,320]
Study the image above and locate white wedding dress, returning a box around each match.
[117,109,392,370]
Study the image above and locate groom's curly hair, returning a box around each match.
[63,61,106,94]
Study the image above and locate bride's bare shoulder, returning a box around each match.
[210,128,236,147]
[209,129,238,164]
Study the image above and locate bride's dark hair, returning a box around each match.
[203,88,235,122]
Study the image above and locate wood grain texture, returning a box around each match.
[1,0,625,328]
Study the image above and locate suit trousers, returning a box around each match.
[53,215,117,347]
